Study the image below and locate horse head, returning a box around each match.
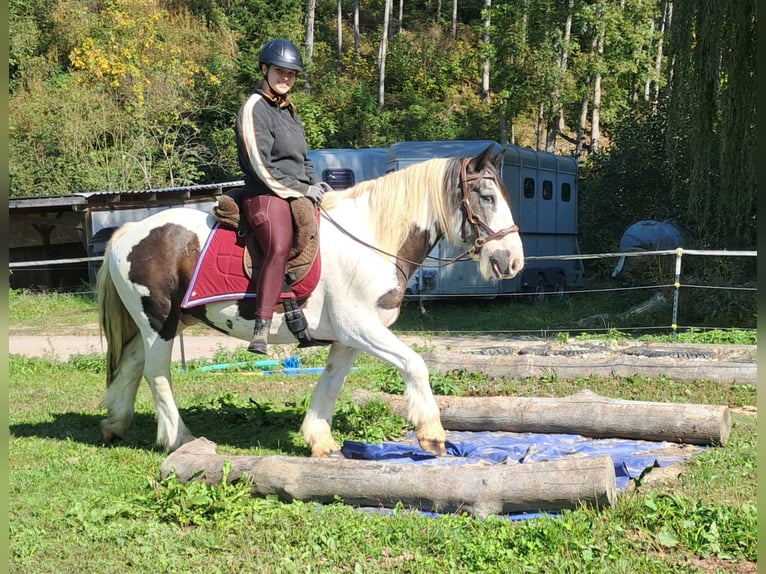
[454,145,525,281]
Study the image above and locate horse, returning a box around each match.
[96,144,525,457]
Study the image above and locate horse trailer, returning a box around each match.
[308,140,585,300]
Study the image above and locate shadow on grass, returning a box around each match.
[9,405,309,455]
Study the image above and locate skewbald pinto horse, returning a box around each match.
[96,145,525,457]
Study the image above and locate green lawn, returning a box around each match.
[8,291,757,573]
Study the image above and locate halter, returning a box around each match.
[458,158,520,259]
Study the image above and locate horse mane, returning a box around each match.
[321,157,462,254]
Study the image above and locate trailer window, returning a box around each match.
[321,169,355,190]
[542,180,553,200]
[523,178,535,198]
[561,182,572,202]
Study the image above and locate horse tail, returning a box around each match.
[96,224,140,386]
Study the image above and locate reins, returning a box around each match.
[319,158,519,270]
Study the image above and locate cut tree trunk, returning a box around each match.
[160,438,617,519]
[420,347,756,385]
[353,389,731,446]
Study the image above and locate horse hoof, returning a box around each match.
[419,439,447,457]
[101,427,121,445]
[314,449,345,459]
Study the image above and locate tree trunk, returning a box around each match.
[576,89,589,156]
[353,0,360,59]
[337,0,343,61]
[535,102,544,150]
[652,0,671,107]
[643,17,656,101]
[354,389,732,446]
[378,0,393,107]
[161,438,618,519]
[481,0,491,101]
[306,0,316,62]
[545,0,574,152]
[498,109,509,144]
[590,22,605,154]
[305,0,316,91]
[452,0,458,37]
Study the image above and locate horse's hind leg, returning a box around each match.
[300,343,361,457]
[100,335,144,443]
[143,337,195,452]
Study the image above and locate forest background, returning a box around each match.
[8,0,756,257]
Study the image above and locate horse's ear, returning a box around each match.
[491,148,506,169]
[468,144,504,173]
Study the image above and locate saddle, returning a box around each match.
[211,188,326,348]
[212,188,319,286]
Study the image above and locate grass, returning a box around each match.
[9,288,99,333]
[8,286,757,341]
[8,289,758,572]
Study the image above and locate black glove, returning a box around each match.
[305,184,326,205]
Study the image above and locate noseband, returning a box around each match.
[459,158,520,257]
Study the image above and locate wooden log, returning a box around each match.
[421,347,756,385]
[353,389,731,446]
[160,438,617,519]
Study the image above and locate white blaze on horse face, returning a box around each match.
[476,176,525,281]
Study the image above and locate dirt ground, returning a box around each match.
[9,333,247,362]
[6,330,503,363]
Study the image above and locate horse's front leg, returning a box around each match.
[300,343,361,458]
[342,327,447,456]
[398,349,447,456]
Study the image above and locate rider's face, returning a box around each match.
[264,65,297,96]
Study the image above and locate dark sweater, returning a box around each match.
[235,89,318,199]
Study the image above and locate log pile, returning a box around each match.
[159,389,729,517]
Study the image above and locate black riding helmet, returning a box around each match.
[259,38,303,72]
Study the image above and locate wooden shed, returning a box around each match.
[9,182,243,290]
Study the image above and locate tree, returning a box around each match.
[305,0,316,90]
[664,0,756,248]
[10,0,237,194]
[481,0,491,102]
[378,0,393,107]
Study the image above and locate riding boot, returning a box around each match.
[247,318,272,355]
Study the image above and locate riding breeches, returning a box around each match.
[241,194,294,320]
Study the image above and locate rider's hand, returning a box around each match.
[305,184,326,205]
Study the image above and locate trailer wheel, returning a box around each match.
[554,274,567,300]
[532,275,547,304]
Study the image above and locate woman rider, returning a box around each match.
[235,38,328,354]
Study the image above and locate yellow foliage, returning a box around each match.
[67,0,228,107]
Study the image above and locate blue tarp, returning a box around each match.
[341,430,703,520]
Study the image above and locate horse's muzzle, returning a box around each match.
[490,250,524,279]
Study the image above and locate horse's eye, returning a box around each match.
[480,193,496,206]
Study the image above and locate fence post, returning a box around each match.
[671,248,684,338]
[179,331,187,372]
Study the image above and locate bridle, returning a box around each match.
[458,157,520,260]
[319,157,520,269]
